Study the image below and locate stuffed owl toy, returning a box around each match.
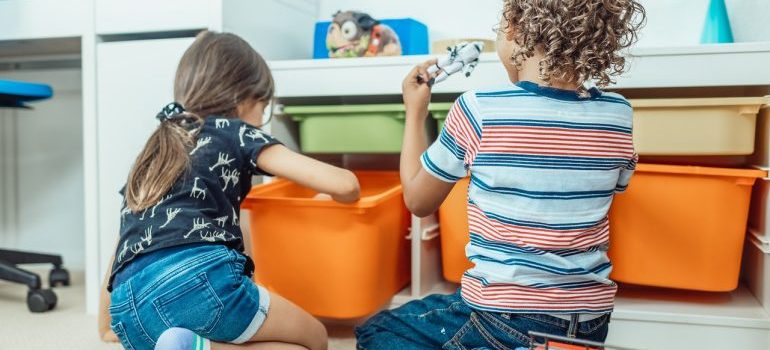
[326,11,402,58]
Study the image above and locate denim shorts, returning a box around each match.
[109,244,270,350]
[355,289,610,350]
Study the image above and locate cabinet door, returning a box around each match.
[95,0,211,35]
[95,37,194,277]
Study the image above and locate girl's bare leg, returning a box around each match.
[212,292,327,350]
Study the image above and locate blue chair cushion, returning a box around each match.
[0,79,53,108]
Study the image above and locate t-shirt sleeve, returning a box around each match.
[234,122,282,176]
[616,153,638,193]
[421,91,483,183]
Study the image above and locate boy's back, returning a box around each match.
[423,81,636,314]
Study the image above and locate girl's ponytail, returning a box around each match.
[124,112,202,212]
[123,30,273,212]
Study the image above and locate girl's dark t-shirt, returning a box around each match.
[107,117,280,291]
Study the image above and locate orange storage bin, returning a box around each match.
[609,164,766,291]
[243,171,410,319]
[438,178,473,283]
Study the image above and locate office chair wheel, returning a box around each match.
[27,288,57,313]
[50,268,70,287]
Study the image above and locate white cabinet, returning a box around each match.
[94,37,194,278]
[95,0,212,35]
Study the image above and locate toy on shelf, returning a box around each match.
[326,11,402,58]
[422,41,484,86]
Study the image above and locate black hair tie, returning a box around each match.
[156,102,186,122]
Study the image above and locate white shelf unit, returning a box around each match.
[269,43,770,350]
[270,42,770,98]
[4,0,763,348]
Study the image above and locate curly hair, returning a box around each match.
[502,0,646,91]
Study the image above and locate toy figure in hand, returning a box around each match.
[422,41,484,86]
[326,11,402,58]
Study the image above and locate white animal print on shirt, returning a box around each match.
[190,136,212,155]
[159,208,182,228]
[139,208,149,221]
[184,218,212,239]
[231,206,239,226]
[239,124,248,147]
[127,226,153,255]
[215,118,230,128]
[190,177,206,199]
[245,128,271,144]
[209,152,235,171]
[150,194,172,218]
[214,216,228,227]
[199,230,234,242]
[220,168,241,191]
[117,241,129,262]
[120,206,131,223]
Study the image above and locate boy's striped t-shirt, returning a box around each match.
[422,81,636,314]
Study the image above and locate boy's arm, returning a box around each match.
[400,60,455,217]
[98,251,118,342]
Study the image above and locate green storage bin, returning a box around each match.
[285,104,406,153]
[430,103,453,131]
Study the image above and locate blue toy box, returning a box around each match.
[313,18,428,59]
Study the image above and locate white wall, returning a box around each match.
[0,69,84,268]
[637,0,770,47]
[317,0,770,52]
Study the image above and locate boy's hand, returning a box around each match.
[403,59,437,119]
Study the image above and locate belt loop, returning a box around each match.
[567,314,579,338]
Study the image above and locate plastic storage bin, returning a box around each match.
[242,172,410,319]
[435,98,769,155]
[285,104,406,153]
[430,102,453,131]
[438,178,472,283]
[313,18,429,59]
[609,164,766,291]
[630,97,767,155]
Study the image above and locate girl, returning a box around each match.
[98,31,360,350]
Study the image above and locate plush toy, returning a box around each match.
[326,11,402,58]
[423,41,485,86]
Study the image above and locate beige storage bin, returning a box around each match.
[631,97,769,155]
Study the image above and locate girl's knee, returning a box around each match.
[307,318,328,350]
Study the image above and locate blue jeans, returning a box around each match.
[355,290,610,350]
[109,244,270,350]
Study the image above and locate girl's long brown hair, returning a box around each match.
[125,31,274,212]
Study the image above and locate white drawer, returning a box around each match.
[95,0,211,35]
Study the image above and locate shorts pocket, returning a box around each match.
[111,322,136,350]
[152,272,224,334]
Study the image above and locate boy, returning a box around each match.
[356,0,645,348]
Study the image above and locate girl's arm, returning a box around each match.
[98,252,118,342]
[400,60,455,217]
[257,145,360,203]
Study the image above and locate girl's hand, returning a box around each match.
[402,59,437,120]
